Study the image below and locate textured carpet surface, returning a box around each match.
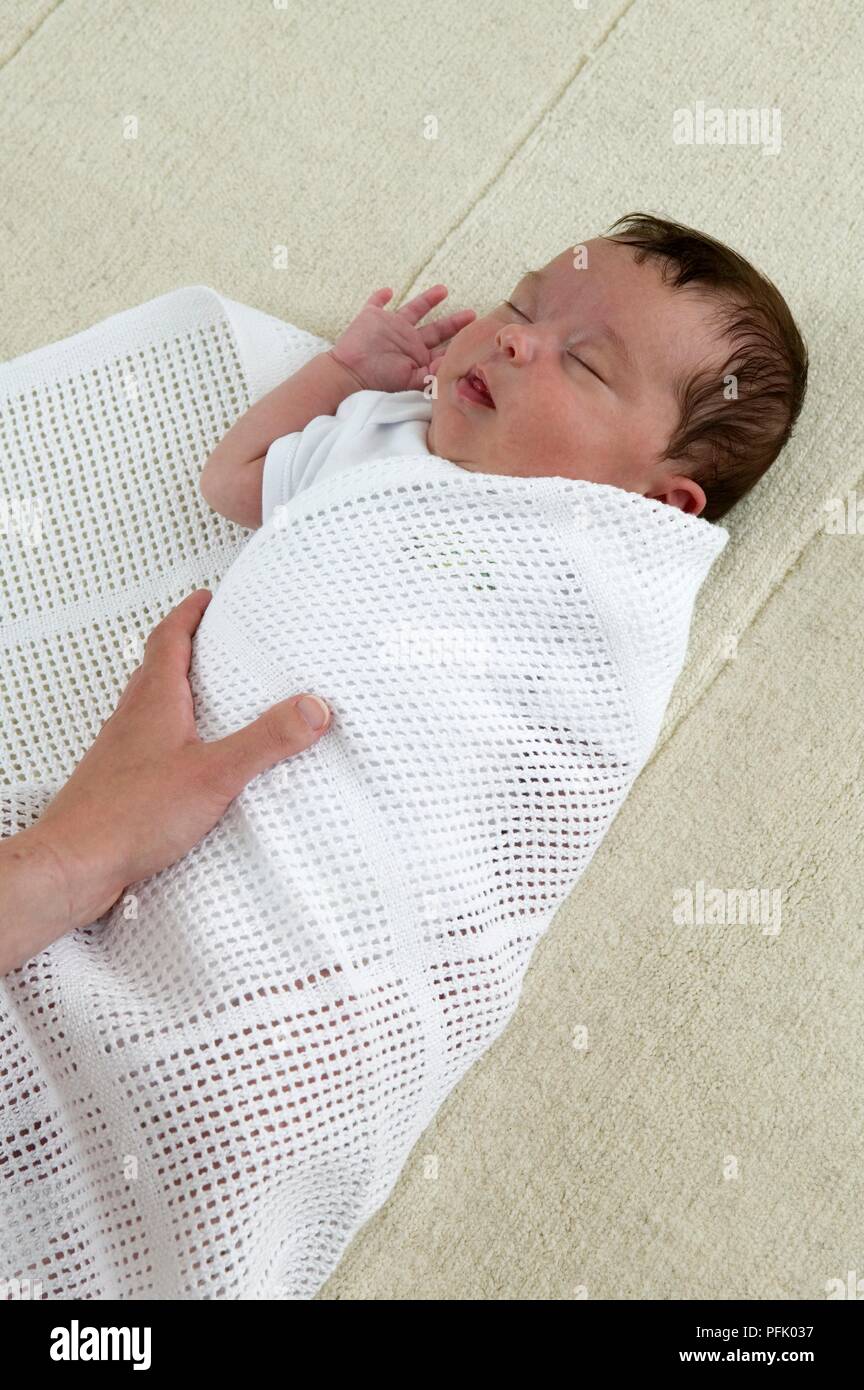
[1,0,861,1299]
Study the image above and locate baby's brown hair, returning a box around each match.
[604,213,808,521]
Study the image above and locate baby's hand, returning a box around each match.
[329,285,475,394]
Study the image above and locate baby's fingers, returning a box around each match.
[419,307,476,350]
[362,288,394,309]
[395,284,449,326]
[406,360,439,394]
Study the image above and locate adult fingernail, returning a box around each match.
[297,694,330,731]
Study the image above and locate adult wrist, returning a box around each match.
[0,822,123,974]
[25,814,126,932]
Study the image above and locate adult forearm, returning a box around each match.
[0,823,120,976]
[207,350,363,469]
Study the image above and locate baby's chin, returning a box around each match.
[426,385,484,466]
[426,415,474,471]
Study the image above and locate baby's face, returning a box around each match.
[427,237,725,515]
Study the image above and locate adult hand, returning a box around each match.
[328,284,476,393]
[0,590,332,974]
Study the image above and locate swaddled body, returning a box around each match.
[2,207,810,1295]
[0,435,725,1298]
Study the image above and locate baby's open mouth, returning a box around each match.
[457,368,495,408]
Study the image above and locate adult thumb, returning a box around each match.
[206,693,332,796]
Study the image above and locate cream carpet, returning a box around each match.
[1,0,861,1299]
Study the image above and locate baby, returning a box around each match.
[201,212,808,530]
[0,216,810,1303]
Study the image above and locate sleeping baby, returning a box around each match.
[181,211,807,1297]
[201,210,807,530]
[2,214,808,1301]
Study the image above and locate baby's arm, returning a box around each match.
[200,352,364,529]
[200,284,473,529]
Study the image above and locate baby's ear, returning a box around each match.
[649,472,707,516]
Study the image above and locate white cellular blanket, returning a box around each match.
[0,289,728,1300]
